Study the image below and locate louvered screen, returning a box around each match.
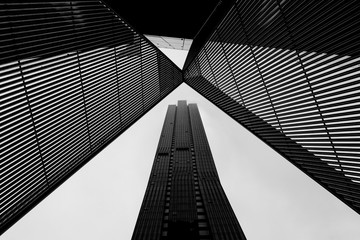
[0,0,182,234]
[184,0,360,214]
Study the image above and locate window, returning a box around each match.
[199,230,210,236]
[198,222,207,228]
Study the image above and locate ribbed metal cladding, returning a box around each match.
[184,0,360,214]
[0,0,182,234]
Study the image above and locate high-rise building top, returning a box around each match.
[132,101,246,240]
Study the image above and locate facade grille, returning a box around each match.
[0,0,182,234]
[184,0,360,214]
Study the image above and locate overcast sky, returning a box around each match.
[2,49,360,240]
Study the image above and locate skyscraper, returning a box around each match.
[132,101,246,240]
[1,0,359,235]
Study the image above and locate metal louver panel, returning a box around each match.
[184,0,360,214]
[0,0,182,234]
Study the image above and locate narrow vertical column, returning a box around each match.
[132,105,176,240]
[167,100,198,239]
[189,104,246,240]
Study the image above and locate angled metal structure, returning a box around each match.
[184,0,360,214]
[1,0,182,234]
[1,0,360,236]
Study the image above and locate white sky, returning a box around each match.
[2,49,360,240]
[159,48,189,69]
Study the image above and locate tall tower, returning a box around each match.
[132,101,246,240]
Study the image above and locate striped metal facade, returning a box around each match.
[1,0,182,234]
[132,101,246,240]
[1,0,359,236]
[184,0,360,214]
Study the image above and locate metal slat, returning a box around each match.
[184,0,360,215]
[0,0,182,234]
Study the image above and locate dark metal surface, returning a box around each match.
[184,0,360,214]
[102,0,220,39]
[0,0,182,234]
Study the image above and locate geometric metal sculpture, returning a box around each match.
[184,0,360,215]
[1,0,359,235]
[0,1,182,234]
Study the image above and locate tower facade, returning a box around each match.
[132,101,246,240]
